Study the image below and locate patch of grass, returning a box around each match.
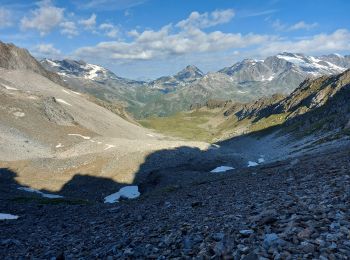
[139,111,217,142]
[12,196,91,205]
[140,109,292,142]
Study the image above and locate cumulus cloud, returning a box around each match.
[0,7,13,28]
[74,10,267,61]
[176,9,235,29]
[99,23,119,38]
[20,0,64,36]
[60,21,78,37]
[258,29,350,55]
[79,0,146,11]
[272,19,318,31]
[32,43,61,58]
[74,22,271,61]
[79,13,97,30]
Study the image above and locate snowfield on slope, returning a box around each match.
[0,213,19,220]
[104,186,140,203]
[210,166,235,173]
[18,187,63,199]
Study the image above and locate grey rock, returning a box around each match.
[239,229,254,236]
[212,233,225,242]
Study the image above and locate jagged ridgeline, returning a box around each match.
[41,53,350,118]
[141,70,350,142]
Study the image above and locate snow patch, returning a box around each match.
[82,63,106,80]
[45,59,60,67]
[68,134,91,140]
[0,213,19,220]
[248,161,259,167]
[262,75,275,81]
[56,143,64,148]
[1,84,18,90]
[71,90,82,95]
[104,186,140,203]
[104,144,116,150]
[56,99,72,106]
[277,53,345,75]
[62,89,71,95]
[210,166,235,173]
[208,144,220,150]
[57,72,67,77]
[258,158,265,163]
[13,112,25,118]
[18,187,63,199]
[147,133,154,137]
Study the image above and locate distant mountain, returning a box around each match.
[40,58,151,118]
[40,58,144,85]
[318,53,350,68]
[148,65,203,92]
[0,41,65,86]
[218,52,346,87]
[41,52,350,118]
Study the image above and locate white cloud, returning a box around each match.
[0,7,13,28]
[79,0,146,11]
[272,19,318,31]
[60,21,78,37]
[74,21,271,61]
[78,13,97,30]
[74,10,264,62]
[99,23,114,30]
[176,9,235,29]
[106,29,119,38]
[20,0,64,36]
[240,9,278,18]
[258,29,350,55]
[99,23,119,38]
[32,43,61,58]
[289,21,318,31]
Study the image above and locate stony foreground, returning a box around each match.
[1,147,350,259]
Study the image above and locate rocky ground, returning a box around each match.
[1,145,350,259]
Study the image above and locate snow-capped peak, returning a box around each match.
[43,58,60,67]
[81,63,108,80]
[275,52,346,76]
[41,58,118,81]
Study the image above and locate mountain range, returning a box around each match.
[41,52,349,118]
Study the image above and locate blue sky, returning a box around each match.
[1,0,350,79]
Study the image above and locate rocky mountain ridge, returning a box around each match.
[187,69,350,140]
[41,52,349,118]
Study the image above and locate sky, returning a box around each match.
[1,0,350,79]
